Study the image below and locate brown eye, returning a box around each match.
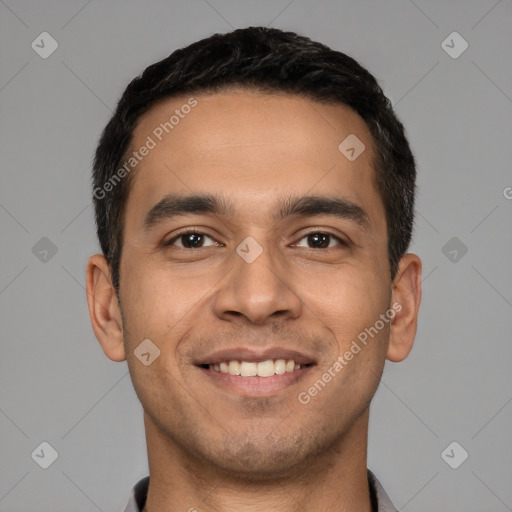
[166,232,217,248]
[294,232,346,249]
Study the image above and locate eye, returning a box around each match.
[294,231,347,249]
[164,231,219,249]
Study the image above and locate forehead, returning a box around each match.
[125,89,382,225]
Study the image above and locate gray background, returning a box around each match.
[1,0,511,510]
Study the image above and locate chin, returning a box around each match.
[197,427,327,481]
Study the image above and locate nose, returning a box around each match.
[212,240,303,326]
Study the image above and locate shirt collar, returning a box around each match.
[123,475,148,512]
[123,470,397,512]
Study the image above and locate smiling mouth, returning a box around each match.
[200,359,314,377]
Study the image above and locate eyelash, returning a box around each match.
[163,229,348,249]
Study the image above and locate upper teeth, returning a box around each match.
[209,359,303,377]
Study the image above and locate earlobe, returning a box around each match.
[386,253,422,362]
[85,254,126,362]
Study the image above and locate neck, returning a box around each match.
[141,409,373,512]
[143,410,372,512]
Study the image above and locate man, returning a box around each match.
[86,26,421,511]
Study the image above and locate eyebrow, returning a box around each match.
[143,193,371,232]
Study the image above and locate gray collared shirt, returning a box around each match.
[123,469,397,511]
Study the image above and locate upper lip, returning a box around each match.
[195,347,317,366]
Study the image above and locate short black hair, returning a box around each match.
[92,26,416,293]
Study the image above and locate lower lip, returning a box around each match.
[198,366,313,396]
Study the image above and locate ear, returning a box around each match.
[386,253,422,362]
[85,254,126,362]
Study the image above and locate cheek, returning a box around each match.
[295,263,390,344]
[120,253,207,342]
[310,280,391,412]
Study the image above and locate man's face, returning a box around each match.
[118,90,393,475]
